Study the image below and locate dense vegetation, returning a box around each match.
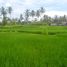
[0,6,67,26]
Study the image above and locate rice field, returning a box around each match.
[0,25,67,67]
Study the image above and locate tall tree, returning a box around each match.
[25,9,30,21]
[40,7,45,14]
[0,7,7,25]
[18,14,24,24]
[63,15,67,22]
[36,10,40,18]
[54,15,59,23]
[20,14,24,21]
[8,6,12,19]
[43,15,48,20]
[30,10,35,18]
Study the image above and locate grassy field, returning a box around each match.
[0,25,67,67]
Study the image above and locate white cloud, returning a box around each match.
[5,3,11,7]
[24,0,34,5]
[45,11,67,17]
[0,0,67,18]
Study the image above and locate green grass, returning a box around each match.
[0,26,67,67]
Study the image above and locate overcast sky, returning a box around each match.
[0,0,67,18]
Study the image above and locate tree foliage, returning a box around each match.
[30,10,35,17]
[25,9,30,21]
[36,10,40,18]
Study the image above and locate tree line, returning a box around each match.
[0,6,67,26]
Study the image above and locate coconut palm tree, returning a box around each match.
[8,6,12,19]
[36,10,40,18]
[25,9,30,22]
[0,7,7,25]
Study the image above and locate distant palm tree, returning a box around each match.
[25,9,30,22]
[31,10,35,18]
[36,10,40,18]
[40,7,45,14]
[8,7,12,19]
[0,7,7,25]
[20,14,24,21]
[1,7,7,17]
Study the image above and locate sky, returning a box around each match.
[0,0,67,18]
